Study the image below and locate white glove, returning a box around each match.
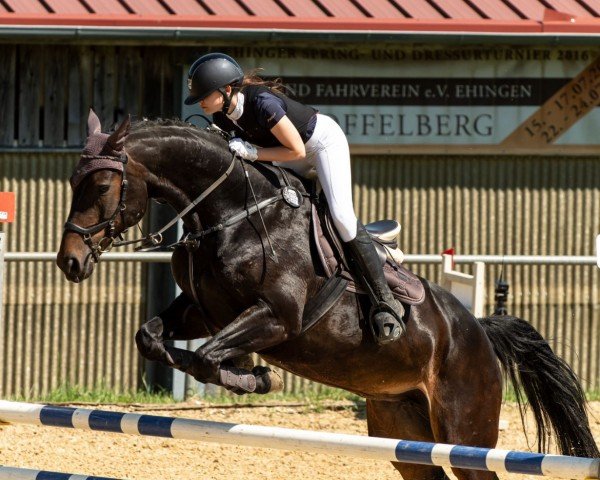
[229,138,258,161]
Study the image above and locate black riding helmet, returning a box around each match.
[184,53,244,112]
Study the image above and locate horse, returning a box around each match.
[57,110,599,480]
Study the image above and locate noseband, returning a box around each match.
[63,153,129,262]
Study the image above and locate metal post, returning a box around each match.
[494,277,510,315]
[144,203,178,394]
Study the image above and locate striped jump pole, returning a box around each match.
[1,401,598,479]
[0,465,122,480]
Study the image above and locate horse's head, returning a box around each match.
[57,109,148,282]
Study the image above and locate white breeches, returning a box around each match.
[274,114,357,242]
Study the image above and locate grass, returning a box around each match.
[502,385,600,402]
[12,383,364,410]
[10,382,600,406]
[11,383,174,405]
[585,390,600,401]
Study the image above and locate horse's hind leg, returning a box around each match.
[367,392,450,480]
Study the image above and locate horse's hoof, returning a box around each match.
[135,318,169,362]
[253,366,284,394]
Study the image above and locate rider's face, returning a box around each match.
[199,90,223,115]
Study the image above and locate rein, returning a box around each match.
[118,152,239,250]
[159,159,302,252]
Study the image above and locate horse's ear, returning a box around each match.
[119,114,131,138]
[107,114,131,149]
[87,108,102,136]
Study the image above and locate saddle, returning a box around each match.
[312,204,425,304]
[300,204,425,334]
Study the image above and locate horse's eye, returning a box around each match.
[99,185,110,195]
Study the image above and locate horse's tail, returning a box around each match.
[478,315,599,458]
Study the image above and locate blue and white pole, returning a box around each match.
[0,465,121,480]
[0,401,598,479]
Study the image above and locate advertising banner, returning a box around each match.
[182,46,600,153]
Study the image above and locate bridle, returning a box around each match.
[63,136,304,265]
[63,149,239,262]
[63,153,129,262]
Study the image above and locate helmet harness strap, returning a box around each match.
[219,86,237,114]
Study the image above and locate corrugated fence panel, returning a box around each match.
[2,152,599,397]
[352,155,600,390]
[0,152,146,398]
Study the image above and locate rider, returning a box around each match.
[184,52,405,344]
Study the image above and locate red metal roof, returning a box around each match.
[1,0,600,34]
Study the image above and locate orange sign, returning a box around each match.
[0,192,15,223]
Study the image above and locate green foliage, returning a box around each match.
[204,387,356,403]
[200,387,364,412]
[503,384,600,402]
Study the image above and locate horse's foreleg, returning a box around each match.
[135,292,212,366]
[173,299,289,395]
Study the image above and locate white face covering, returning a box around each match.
[226,91,245,121]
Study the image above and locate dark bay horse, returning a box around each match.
[57,111,599,480]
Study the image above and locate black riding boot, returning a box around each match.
[347,221,406,344]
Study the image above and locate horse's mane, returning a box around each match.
[130,117,201,132]
[127,118,230,154]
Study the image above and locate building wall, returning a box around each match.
[0,43,598,397]
[2,152,598,397]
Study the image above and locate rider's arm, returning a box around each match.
[252,92,306,162]
[256,115,306,162]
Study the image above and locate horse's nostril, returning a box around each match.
[67,257,80,275]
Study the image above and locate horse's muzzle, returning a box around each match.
[56,237,96,283]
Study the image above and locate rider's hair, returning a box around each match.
[241,68,289,95]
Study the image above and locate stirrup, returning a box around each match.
[369,301,406,345]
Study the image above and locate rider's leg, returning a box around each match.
[347,221,406,342]
[310,114,405,344]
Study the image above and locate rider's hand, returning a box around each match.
[229,138,258,161]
